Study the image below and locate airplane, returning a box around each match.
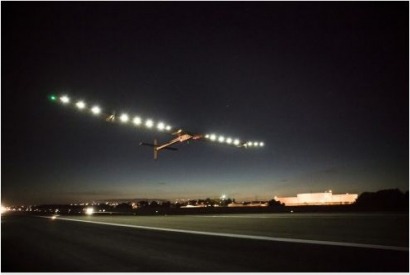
[49,94,265,160]
[139,129,203,160]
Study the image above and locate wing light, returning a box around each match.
[60,95,70,104]
[204,133,263,148]
[133,116,142,125]
[91,106,101,115]
[51,94,265,149]
[145,119,154,128]
[76,101,86,109]
[120,114,129,123]
[157,122,165,131]
[49,95,57,101]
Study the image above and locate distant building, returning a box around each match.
[275,190,358,206]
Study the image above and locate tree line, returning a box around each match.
[354,188,409,211]
[17,188,409,214]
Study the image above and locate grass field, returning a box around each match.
[52,212,409,248]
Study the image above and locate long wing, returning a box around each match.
[48,94,265,149]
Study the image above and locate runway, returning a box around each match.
[1,214,408,272]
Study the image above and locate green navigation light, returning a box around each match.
[49,95,57,101]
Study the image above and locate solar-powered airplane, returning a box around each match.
[49,94,265,160]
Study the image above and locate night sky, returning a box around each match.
[2,2,408,205]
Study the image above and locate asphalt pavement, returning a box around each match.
[1,215,408,272]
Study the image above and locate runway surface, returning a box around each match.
[1,214,409,272]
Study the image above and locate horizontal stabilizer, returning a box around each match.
[160,146,178,151]
[139,142,178,151]
[139,142,155,148]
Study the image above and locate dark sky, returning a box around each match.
[2,2,408,205]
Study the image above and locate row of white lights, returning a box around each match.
[59,95,263,146]
[59,95,172,131]
[204,134,264,147]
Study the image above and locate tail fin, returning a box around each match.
[139,139,178,160]
[153,139,158,160]
[139,140,159,160]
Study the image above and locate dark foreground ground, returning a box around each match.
[1,215,408,272]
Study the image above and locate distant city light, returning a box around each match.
[120,114,129,123]
[76,101,86,109]
[91,106,101,115]
[60,95,70,104]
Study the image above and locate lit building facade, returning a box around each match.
[275,190,358,206]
